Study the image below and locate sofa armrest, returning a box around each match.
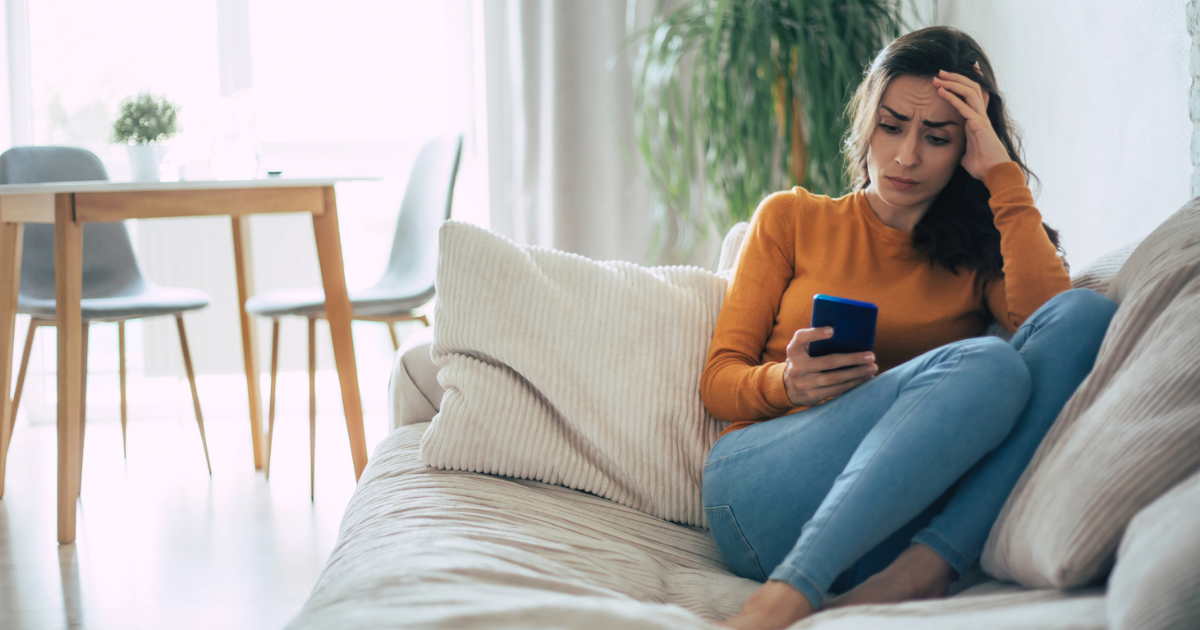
[387,326,445,432]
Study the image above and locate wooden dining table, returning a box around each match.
[0,176,375,544]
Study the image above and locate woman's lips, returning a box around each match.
[886,176,918,191]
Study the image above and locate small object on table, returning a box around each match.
[267,171,283,177]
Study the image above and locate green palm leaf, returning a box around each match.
[630,0,925,263]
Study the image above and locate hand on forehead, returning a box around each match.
[880,75,967,128]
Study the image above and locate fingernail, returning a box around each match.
[868,365,878,374]
[865,353,875,362]
[825,327,834,335]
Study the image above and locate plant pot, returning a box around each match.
[127,144,168,181]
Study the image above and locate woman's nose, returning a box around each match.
[895,134,920,167]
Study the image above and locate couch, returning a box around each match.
[285,199,1200,630]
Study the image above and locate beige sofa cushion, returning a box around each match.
[982,198,1200,588]
[388,326,442,429]
[419,220,728,527]
[1107,469,1200,630]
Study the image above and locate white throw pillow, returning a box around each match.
[1107,469,1200,630]
[420,221,728,527]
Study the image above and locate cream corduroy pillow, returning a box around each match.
[982,198,1200,587]
[420,221,728,527]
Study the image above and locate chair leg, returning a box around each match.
[176,315,212,475]
[118,321,127,459]
[387,321,399,351]
[417,315,429,327]
[308,316,316,501]
[265,319,280,480]
[10,319,37,429]
[77,322,89,496]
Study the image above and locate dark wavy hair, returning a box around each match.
[842,26,1065,283]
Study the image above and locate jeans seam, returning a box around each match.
[912,529,972,577]
[783,348,969,584]
[705,505,768,582]
[768,565,827,609]
[1015,322,1040,359]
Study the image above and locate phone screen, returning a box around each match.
[807,294,877,359]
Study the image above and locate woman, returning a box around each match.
[699,26,1117,630]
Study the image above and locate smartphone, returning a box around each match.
[807,294,878,358]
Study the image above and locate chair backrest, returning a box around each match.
[0,146,146,300]
[377,134,463,288]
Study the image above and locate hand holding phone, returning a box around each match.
[780,295,879,406]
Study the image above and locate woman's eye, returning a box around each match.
[927,136,949,146]
[879,123,900,133]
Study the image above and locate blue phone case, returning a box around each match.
[807,294,878,357]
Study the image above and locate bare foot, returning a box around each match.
[821,543,957,611]
[718,580,814,630]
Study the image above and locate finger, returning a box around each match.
[933,76,986,117]
[787,327,833,357]
[817,351,875,372]
[808,375,873,401]
[935,70,986,105]
[936,84,986,126]
[937,69,983,91]
[813,363,877,388]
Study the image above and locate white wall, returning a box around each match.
[938,0,1192,268]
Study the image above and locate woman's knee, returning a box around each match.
[960,336,1031,389]
[1030,288,1118,337]
[951,337,1032,438]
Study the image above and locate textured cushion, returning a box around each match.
[1107,469,1200,630]
[386,224,753,433]
[420,221,727,527]
[982,197,1200,588]
[1073,241,1140,297]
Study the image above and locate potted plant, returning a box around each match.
[630,0,917,262]
[112,92,180,181]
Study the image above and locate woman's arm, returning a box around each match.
[931,71,1072,333]
[982,161,1073,333]
[700,191,805,422]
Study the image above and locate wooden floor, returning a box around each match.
[0,369,394,630]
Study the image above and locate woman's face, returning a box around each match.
[866,74,967,216]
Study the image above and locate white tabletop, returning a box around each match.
[0,176,380,195]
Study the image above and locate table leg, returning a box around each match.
[0,221,23,498]
[55,193,83,544]
[312,187,366,480]
[231,216,264,470]
[77,323,89,496]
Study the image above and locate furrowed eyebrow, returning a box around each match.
[880,105,958,129]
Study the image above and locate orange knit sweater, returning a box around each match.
[700,161,1073,440]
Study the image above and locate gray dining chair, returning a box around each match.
[245,133,462,498]
[1,146,213,476]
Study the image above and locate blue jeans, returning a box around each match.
[702,289,1117,608]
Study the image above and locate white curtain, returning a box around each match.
[479,0,718,267]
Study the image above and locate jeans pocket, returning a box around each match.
[705,505,767,582]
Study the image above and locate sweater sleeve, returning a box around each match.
[700,191,805,422]
[982,161,1074,333]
